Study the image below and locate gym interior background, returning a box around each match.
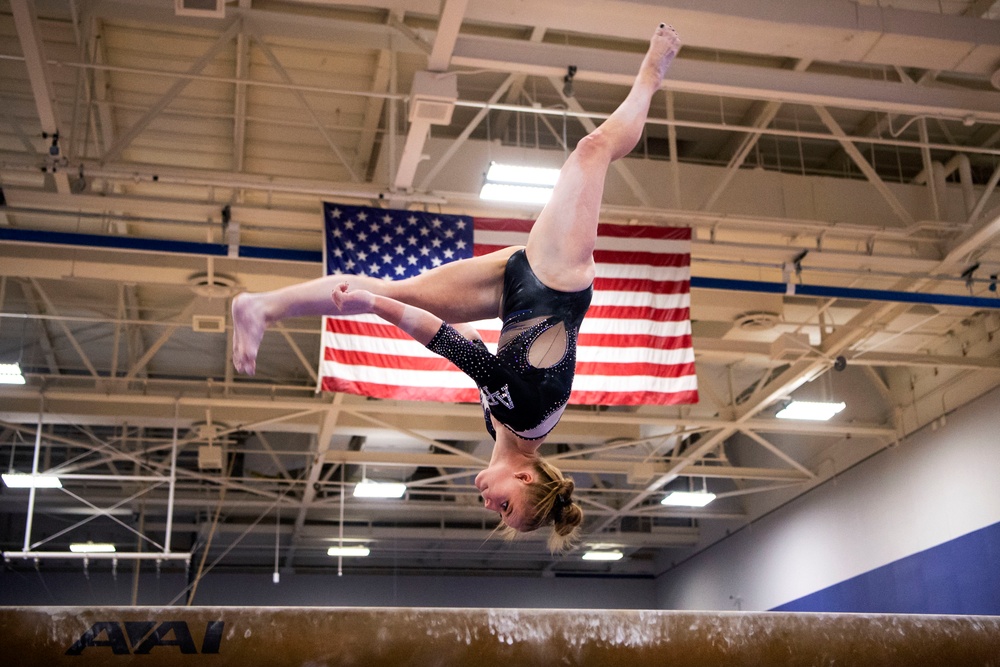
[1,0,999,613]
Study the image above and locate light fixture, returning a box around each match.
[327,545,370,557]
[45,131,59,157]
[353,479,407,499]
[562,65,577,97]
[2,473,63,489]
[479,162,560,205]
[0,362,26,385]
[70,543,116,554]
[661,490,716,507]
[70,165,87,194]
[776,400,846,421]
[582,549,623,561]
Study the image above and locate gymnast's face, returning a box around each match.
[474,466,532,531]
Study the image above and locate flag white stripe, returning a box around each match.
[572,373,699,393]
[589,290,690,309]
[325,314,693,344]
[474,231,691,257]
[327,320,692,350]
[320,361,481,388]
[575,346,695,364]
[596,263,690,282]
[474,230,528,247]
[323,332,450,358]
[578,319,691,336]
[321,363,698,394]
[324,330,695,365]
[594,237,691,254]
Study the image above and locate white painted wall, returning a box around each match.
[655,384,1000,611]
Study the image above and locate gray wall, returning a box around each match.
[0,569,657,609]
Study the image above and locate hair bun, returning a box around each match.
[551,502,583,548]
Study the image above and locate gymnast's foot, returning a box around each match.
[232,292,267,376]
[640,23,681,87]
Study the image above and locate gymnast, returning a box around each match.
[232,23,682,550]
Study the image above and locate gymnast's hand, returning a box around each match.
[331,282,376,316]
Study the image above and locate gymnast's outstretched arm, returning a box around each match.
[232,246,515,375]
[330,282,443,346]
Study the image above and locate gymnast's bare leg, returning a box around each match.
[232,246,517,374]
[525,23,681,293]
[232,24,680,376]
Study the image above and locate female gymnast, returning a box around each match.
[232,23,681,550]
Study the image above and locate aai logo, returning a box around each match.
[65,620,225,655]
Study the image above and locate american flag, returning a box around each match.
[318,202,698,406]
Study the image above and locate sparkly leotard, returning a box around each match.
[426,249,593,440]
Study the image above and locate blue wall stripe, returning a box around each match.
[0,227,229,256]
[690,276,1000,309]
[3,226,997,309]
[237,245,322,263]
[771,520,1000,614]
[0,227,322,264]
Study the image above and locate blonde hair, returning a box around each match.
[500,456,583,551]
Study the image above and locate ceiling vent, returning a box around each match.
[188,273,236,333]
[192,315,226,333]
[409,71,457,125]
[734,311,780,331]
[187,272,238,299]
[175,0,226,19]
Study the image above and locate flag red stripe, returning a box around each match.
[326,346,461,371]
[570,389,700,405]
[575,360,697,378]
[326,346,694,378]
[321,377,479,403]
[592,249,690,267]
[474,246,691,269]
[326,317,418,340]
[473,243,511,256]
[329,320,693,350]
[326,314,690,340]
[593,224,691,240]
[594,277,690,294]
[576,332,693,350]
[587,305,690,322]
[326,319,691,352]
[474,218,692,241]
[473,218,536,233]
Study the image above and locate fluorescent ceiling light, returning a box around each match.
[661,491,716,507]
[353,480,406,499]
[776,400,846,421]
[70,543,116,554]
[479,162,560,205]
[581,549,624,561]
[485,163,560,186]
[0,362,25,385]
[59,507,133,517]
[2,473,63,489]
[327,545,370,557]
[480,183,553,205]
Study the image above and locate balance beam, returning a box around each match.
[2,606,998,666]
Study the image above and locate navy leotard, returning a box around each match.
[426,249,592,440]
